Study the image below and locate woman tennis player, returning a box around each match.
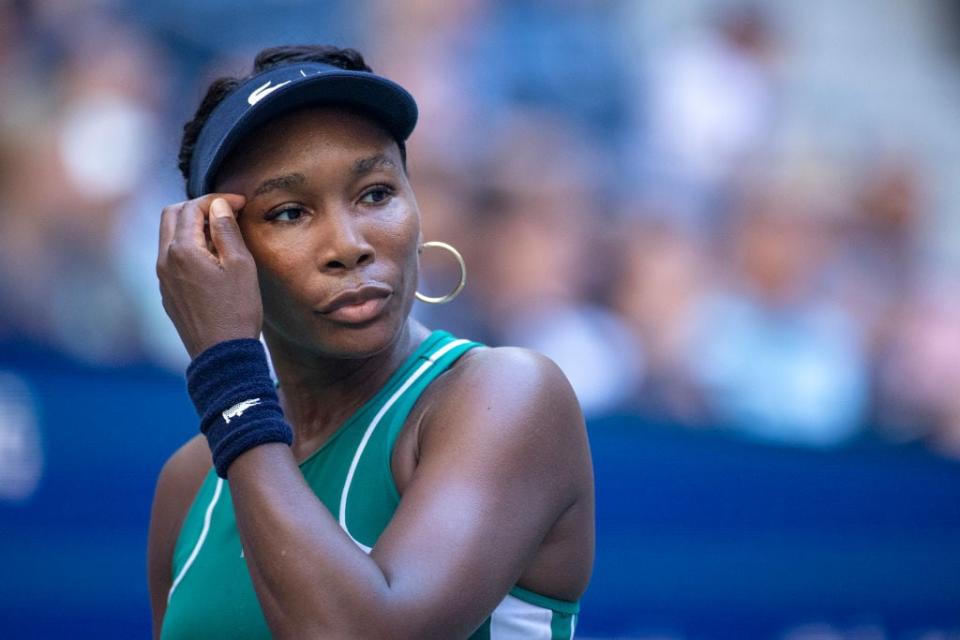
[148,45,594,639]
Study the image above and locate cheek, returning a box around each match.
[375,201,421,265]
[379,199,420,238]
[240,232,313,310]
[255,259,307,320]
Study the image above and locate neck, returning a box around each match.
[263,319,431,459]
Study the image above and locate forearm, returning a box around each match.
[227,443,400,637]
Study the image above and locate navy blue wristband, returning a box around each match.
[186,339,292,478]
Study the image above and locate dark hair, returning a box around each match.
[178,45,407,193]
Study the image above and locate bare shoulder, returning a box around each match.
[465,342,573,390]
[419,345,591,494]
[431,345,585,433]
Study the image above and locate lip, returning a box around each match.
[317,284,393,324]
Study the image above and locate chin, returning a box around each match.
[265,305,409,361]
[315,316,406,360]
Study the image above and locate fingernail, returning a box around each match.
[211,198,230,219]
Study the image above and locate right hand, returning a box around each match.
[156,194,263,359]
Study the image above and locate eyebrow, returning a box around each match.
[352,154,397,178]
[248,155,397,201]
[251,172,306,199]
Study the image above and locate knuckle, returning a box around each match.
[224,253,250,270]
[166,243,193,265]
[161,202,185,216]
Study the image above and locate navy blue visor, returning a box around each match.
[187,62,418,198]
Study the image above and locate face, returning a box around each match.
[214,106,421,359]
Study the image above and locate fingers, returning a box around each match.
[172,193,246,250]
[209,197,249,262]
[174,198,205,248]
[159,201,185,256]
[216,193,246,212]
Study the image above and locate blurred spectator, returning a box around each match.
[689,179,869,445]
[635,3,781,223]
[0,7,171,364]
[874,285,960,457]
[611,221,712,425]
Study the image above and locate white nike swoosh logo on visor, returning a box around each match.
[247,80,292,105]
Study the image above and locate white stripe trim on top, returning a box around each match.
[167,476,224,603]
[338,338,470,552]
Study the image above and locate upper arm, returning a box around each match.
[370,347,590,637]
[146,435,212,639]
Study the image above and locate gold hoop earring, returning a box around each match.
[416,241,466,304]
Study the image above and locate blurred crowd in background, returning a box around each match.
[3,0,960,457]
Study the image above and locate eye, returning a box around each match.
[265,205,305,222]
[360,185,395,205]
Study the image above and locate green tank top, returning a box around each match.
[161,330,579,639]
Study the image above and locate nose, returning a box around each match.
[316,208,375,272]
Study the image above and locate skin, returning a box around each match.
[149,106,594,639]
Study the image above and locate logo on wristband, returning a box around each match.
[222,398,262,424]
